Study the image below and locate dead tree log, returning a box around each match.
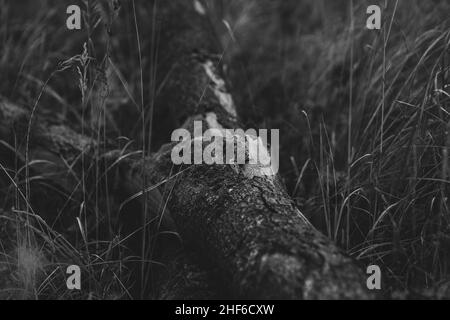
[0,0,373,299]
[120,0,373,299]
[157,253,223,300]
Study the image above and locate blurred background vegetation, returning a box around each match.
[0,0,449,299]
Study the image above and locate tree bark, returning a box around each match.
[120,0,373,299]
[157,253,224,300]
[0,0,374,299]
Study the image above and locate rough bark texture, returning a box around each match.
[158,253,223,300]
[123,0,372,299]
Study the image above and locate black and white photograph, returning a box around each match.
[0,0,449,306]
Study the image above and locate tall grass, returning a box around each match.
[213,0,450,295]
[0,0,162,299]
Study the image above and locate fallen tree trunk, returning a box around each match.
[0,0,373,299]
[157,253,223,300]
[118,0,373,299]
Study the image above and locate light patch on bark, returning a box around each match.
[193,0,206,16]
[205,112,222,129]
[243,134,276,179]
[202,61,238,118]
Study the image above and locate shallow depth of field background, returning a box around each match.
[0,0,449,299]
